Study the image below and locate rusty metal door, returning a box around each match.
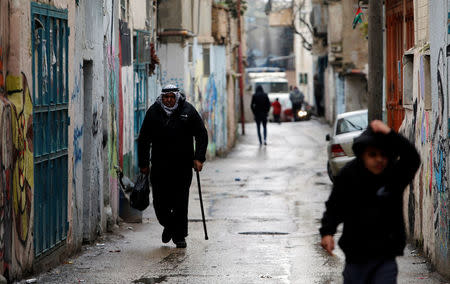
[385,0,414,131]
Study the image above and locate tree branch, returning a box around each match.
[291,0,312,51]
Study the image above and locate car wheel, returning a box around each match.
[327,162,335,183]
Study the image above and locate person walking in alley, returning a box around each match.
[289,86,304,121]
[320,120,420,284]
[138,84,208,248]
[251,85,271,145]
[271,98,282,124]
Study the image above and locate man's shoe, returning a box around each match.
[174,238,187,248]
[162,228,171,243]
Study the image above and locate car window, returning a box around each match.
[336,113,368,135]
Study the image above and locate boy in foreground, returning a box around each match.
[320,120,421,283]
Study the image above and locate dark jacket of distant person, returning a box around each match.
[251,85,271,121]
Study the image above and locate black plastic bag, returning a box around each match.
[130,173,150,211]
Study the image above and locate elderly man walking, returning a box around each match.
[138,84,208,248]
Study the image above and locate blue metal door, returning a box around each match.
[31,3,69,256]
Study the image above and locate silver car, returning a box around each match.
[326,109,368,182]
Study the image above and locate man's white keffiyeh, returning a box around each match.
[157,84,182,116]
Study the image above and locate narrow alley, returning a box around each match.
[29,121,445,284]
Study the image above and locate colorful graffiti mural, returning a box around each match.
[400,47,449,271]
[6,74,33,246]
[0,32,12,278]
[432,48,448,260]
[0,96,12,278]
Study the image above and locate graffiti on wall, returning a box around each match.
[187,45,228,157]
[0,96,12,278]
[72,65,83,187]
[5,73,33,271]
[107,42,119,218]
[203,74,218,155]
[0,34,12,278]
[432,47,448,258]
[0,37,4,94]
[161,70,183,91]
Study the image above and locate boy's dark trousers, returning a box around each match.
[343,258,398,284]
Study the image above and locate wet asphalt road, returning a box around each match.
[27,119,448,284]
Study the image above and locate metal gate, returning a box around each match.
[31,3,69,256]
[386,0,414,131]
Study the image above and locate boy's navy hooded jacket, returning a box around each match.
[320,129,420,263]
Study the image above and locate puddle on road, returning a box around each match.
[239,231,289,235]
[132,276,167,284]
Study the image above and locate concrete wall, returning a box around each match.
[344,75,367,112]
[0,0,85,279]
[398,0,450,278]
[327,2,343,46]
[130,0,147,30]
[158,0,235,158]
[185,40,229,157]
[159,43,187,89]
[294,0,314,104]
[324,66,336,123]
[71,0,107,248]
[341,0,368,71]
[158,0,185,30]
[415,0,429,46]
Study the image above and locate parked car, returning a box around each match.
[326,109,368,182]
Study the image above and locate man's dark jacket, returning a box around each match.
[138,96,208,169]
[251,86,271,121]
[320,129,420,263]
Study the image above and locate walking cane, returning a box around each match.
[195,169,209,240]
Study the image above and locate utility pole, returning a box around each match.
[237,0,246,135]
[368,0,383,121]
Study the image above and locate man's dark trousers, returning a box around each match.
[150,165,193,240]
[343,258,398,284]
[255,118,267,144]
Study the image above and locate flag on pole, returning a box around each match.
[352,7,363,29]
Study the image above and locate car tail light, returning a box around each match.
[331,144,346,158]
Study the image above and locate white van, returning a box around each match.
[244,70,291,122]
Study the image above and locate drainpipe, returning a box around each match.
[237,0,245,135]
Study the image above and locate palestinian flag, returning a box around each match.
[352,7,363,29]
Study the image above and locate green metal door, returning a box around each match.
[31,3,69,256]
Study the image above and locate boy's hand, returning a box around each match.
[321,235,335,256]
[370,120,391,135]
